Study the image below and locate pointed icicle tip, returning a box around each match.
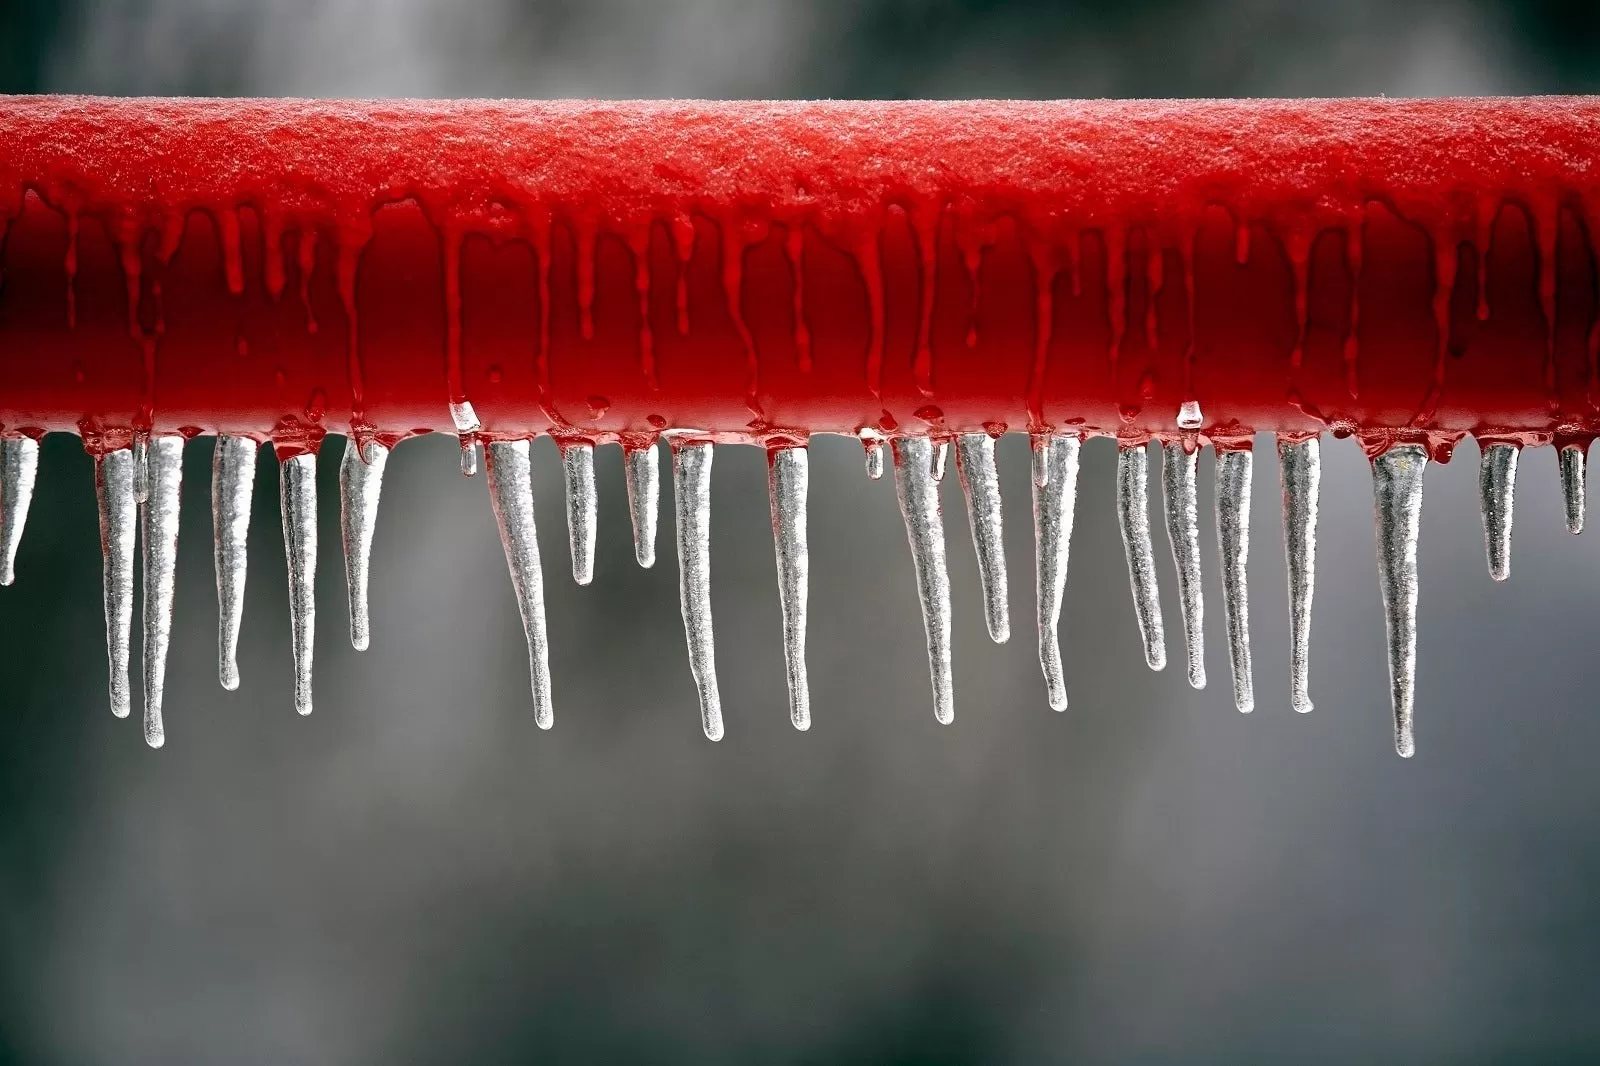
[212,435,259,690]
[1559,443,1585,535]
[563,443,597,586]
[955,433,1009,644]
[673,442,724,740]
[1279,436,1320,714]
[1478,443,1518,582]
[1033,434,1081,711]
[1371,444,1428,758]
[0,436,40,586]
[486,440,554,728]
[142,436,186,749]
[280,452,318,717]
[1215,449,1255,713]
[625,443,660,568]
[1162,442,1206,690]
[893,437,954,724]
[769,446,811,731]
[95,447,137,720]
[1117,444,1167,672]
[339,436,390,652]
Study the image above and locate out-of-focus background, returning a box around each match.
[3,1,1600,1062]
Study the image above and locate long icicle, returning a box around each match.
[768,445,810,731]
[955,433,1010,644]
[95,447,136,719]
[141,435,185,749]
[1479,443,1519,582]
[1559,443,1585,535]
[1117,444,1166,671]
[1279,436,1320,713]
[279,451,317,717]
[339,436,389,651]
[673,442,724,740]
[563,442,597,586]
[624,443,659,568]
[1371,443,1428,758]
[893,437,954,724]
[1162,441,1206,689]
[1215,448,1254,712]
[0,436,40,586]
[485,440,554,728]
[212,435,258,690]
[1032,433,1081,710]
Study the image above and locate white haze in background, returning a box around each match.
[22,2,1600,1065]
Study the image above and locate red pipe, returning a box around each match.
[2,97,1598,457]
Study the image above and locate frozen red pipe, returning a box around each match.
[1,96,1598,755]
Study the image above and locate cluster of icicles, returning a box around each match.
[0,408,1580,756]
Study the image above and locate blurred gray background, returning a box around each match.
[3,1,1600,1062]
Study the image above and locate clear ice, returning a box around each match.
[1215,448,1254,713]
[955,433,1009,645]
[1117,444,1166,672]
[893,437,954,724]
[0,436,40,586]
[768,446,810,730]
[279,452,318,717]
[486,440,554,728]
[1032,433,1081,710]
[673,442,724,740]
[339,436,389,651]
[563,443,597,586]
[1162,442,1206,690]
[1278,437,1320,714]
[1371,444,1428,758]
[141,436,185,748]
[212,435,258,690]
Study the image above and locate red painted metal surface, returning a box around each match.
[1,96,1597,458]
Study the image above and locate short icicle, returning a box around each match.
[1032,433,1081,710]
[861,431,885,480]
[0,436,39,586]
[485,440,554,728]
[893,437,955,724]
[211,435,258,690]
[339,436,389,651]
[279,451,317,717]
[95,447,136,719]
[1371,443,1429,758]
[142,436,185,748]
[673,442,724,740]
[1215,448,1254,712]
[450,400,480,477]
[1560,443,1586,535]
[1478,443,1518,582]
[624,443,659,568]
[1162,442,1206,689]
[1117,444,1166,671]
[955,433,1009,644]
[563,442,597,586]
[1279,436,1320,713]
[768,446,810,730]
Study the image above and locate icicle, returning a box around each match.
[1278,437,1320,713]
[1371,444,1428,758]
[1215,448,1254,713]
[861,432,886,481]
[768,446,810,730]
[1117,444,1166,671]
[486,440,554,728]
[450,400,480,478]
[1560,443,1586,535]
[1032,433,1081,710]
[624,443,659,568]
[95,447,136,719]
[1161,442,1205,689]
[132,432,149,505]
[211,435,258,690]
[339,436,389,651]
[1478,443,1518,582]
[932,440,949,482]
[673,442,724,740]
[893,437,954,723]
[141,435,184,748]
[563,443,597,586]
[955,433,1009,644]
[279,452,317,717]
[0,436,40,585]
[1031,434,1050,489]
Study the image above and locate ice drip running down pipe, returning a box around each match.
[2,97,1599,754]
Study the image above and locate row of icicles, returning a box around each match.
[0,403,1584,754]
